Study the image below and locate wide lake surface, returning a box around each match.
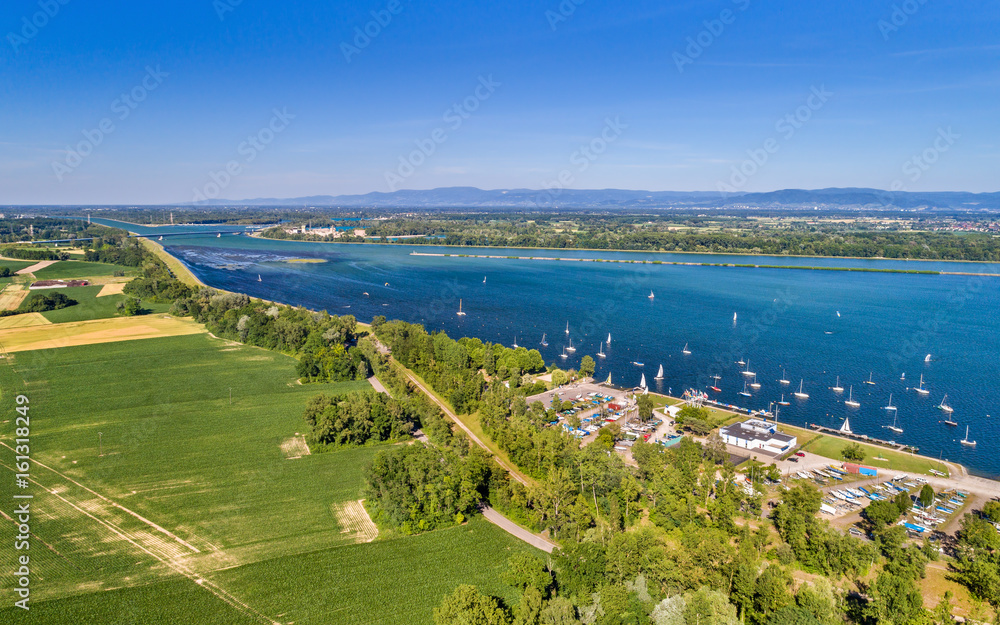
[96,219,1000,477]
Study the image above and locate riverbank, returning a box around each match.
[410,252,1000,277]
[251,229,1000,266]
[139,238,206,287]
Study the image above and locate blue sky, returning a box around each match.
[1,0,998,204]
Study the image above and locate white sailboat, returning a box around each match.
[606,332,611,344]
[925,354,932,363]
[483,276,486,283]
[456,299,466,316]
[864,372,876,386]
[733,312,737,323]
[540,333,548,347]
[566,338,576,353]
[258,274,262,282]
[742,360,755,377]
[655,364,664,380]
[794,380,809,399]
[884,393,896,411]
[886,412,903,434]
[845,386,860,407]
[682,343,691,355]
[750,373,761,389]
[597,341,606,358]
[915,374,930,395]
[640,373,647,389]
[779,369,790,385]
[960,425,976,447]
[739,381,752,397]
[565,322,569,335]
[648,291,654,299]
[512,336,519,349]
[937,394,954,413]
[560,347,568,359]
[832,376,844,393]
[839,416,852,434]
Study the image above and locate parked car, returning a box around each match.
[789,457,799,463]
[795,452,806,457]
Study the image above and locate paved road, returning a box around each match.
[367,375,389,396]
[482,507,557,553]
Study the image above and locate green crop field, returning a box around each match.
[0,579,261,625]
[0,334,373,601]
[0,259,34,273]
[30,260,137,279]
[0,331,541,623]
[29,284,170,323]
[209,518,541,625]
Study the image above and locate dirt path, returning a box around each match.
[482,507,557,553]
[394,360,529,486]
[15,260,58,275]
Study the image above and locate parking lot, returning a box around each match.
[526,382,637,439]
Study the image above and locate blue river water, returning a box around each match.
[96,219,1000,477]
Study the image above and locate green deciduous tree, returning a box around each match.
[840,442,865,462]
[434,585,512,625]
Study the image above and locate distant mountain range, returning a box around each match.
[186,187,1000,210]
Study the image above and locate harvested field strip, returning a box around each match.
[330,500,378,543]
[16,259,58,275]
[0,311,50,328]
[0,283,28,311]
[0,315,204,352]
[280,435,310,459]
[97,282,127,297]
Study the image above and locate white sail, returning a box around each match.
[640,373,647,388]
[655,364,664,379]
[607,332,611,343]
[839,417,852,434]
